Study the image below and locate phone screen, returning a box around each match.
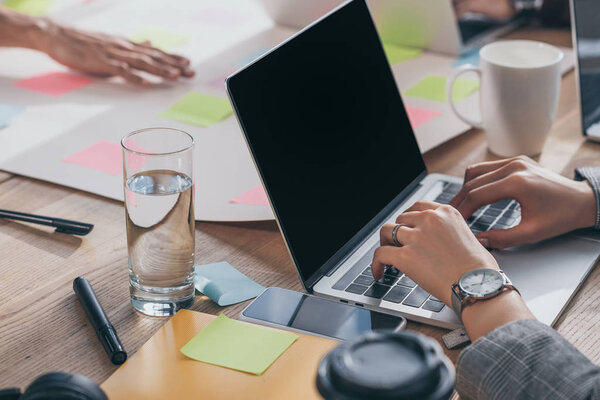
[242,288,405,340]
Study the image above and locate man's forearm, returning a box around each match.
[0,7,50,50]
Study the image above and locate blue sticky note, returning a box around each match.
[0,103,25,129]
[453,50,480,67]
[195,262,265,306]
[235,47,270,68]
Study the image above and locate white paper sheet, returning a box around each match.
[0,24,298,221]
[0,103,111,164]
[0,0,577,221]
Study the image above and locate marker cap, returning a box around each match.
[99,327,127,365]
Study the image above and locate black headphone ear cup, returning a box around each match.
[21,372,107,400]
[0,387,21,400]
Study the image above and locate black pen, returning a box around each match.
[0,209,93,236]
[73,277,127,365]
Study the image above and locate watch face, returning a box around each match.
[459,269,504,297]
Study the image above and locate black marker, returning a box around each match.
[73,277,127,365]
[0,209,94,236]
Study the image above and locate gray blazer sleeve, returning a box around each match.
[455,319,600,400]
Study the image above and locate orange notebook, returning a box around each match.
[101,310,338,400]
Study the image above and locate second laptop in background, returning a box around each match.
[261,0,526,55]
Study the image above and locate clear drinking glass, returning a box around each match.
[121,128,195,316]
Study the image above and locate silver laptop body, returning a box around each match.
[313,172,600,329]
[229,0,600,330]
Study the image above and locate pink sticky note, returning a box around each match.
[230,185,269,206]
[197,7,249,26]
[207,70,236,91]
[405,106,442,128]
[207,76,226,90]
[62,141,122,175]
[14,72,94,97]
[63,140,151,175]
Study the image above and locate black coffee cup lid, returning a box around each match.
[317,331,454,400]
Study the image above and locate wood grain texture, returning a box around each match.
[0,171,12,184]
[2,28,600,393]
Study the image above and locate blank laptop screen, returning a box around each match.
[227,0,426,285]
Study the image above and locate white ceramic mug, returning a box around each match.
[447,40,563,157]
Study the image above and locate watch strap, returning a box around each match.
[451,283,464,318]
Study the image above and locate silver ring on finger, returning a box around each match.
[392,224,404,247]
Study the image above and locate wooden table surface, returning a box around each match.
[2,27,600,391]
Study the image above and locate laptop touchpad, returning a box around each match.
[492,232,600,326]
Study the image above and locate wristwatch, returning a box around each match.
[451,268,519,320]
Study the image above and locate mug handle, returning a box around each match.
[446,64,483,129]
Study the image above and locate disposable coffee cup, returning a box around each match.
[316,331,455,400]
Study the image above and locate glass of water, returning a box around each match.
[121,128,195,316]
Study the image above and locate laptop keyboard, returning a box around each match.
[337,181,521,314]
[343,265,445,311]
[438,182,521,235]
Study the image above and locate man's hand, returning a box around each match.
[454,0,516,20]
[372,201,497,306]
[37,22,194,85]
[450,156,597,249]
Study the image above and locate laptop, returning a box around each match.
[261,0,527,55]
[227,0,600,329]
[571,0,600,142]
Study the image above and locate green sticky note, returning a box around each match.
[3,0,53,16]
[180,314,298,375]
[160,92,233,127]
[132,28,188,51]
[382,43,422,65]
[404,75,480,103]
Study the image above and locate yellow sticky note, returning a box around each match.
[180,314,298,375]
[132,28,188,52]
[160,92,233,127]
[382,43,422,65]
[3,0,53,16]
[404,75,479,103]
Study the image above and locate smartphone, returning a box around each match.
[240,287,407,340]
